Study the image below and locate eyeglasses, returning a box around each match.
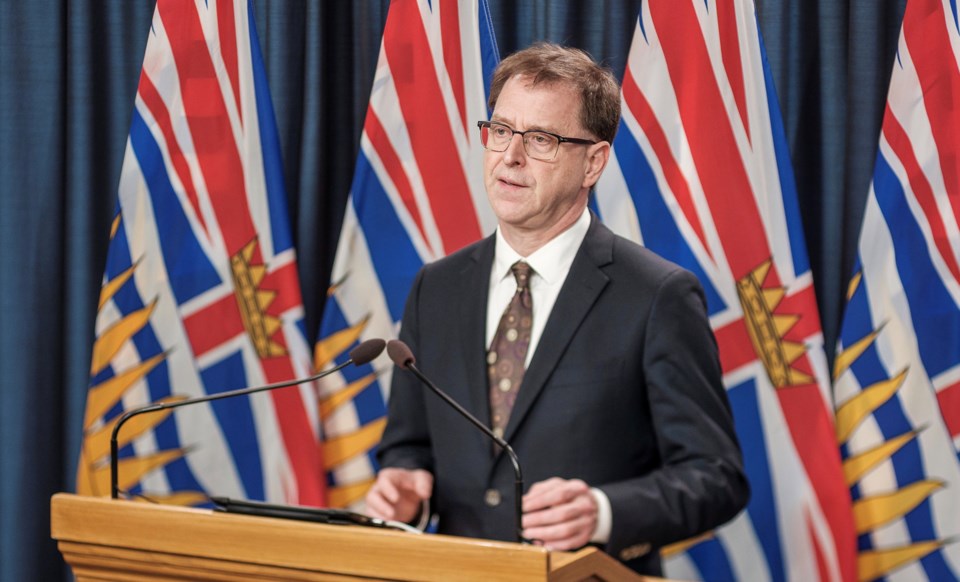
[477,120,597,161]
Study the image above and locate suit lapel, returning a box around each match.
[500,216,614,447]
[459,236,496,436]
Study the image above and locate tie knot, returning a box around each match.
[511,261,531,290]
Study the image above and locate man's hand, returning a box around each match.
[521,477,598,550]
[365,468,433,524]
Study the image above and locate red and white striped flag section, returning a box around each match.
[313,0,499,509]
[595,1,857,580]
[77,0,324,506]
[834,0,960,579]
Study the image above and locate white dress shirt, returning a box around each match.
[485,208,612,544]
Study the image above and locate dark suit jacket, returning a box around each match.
[378,215,749,575]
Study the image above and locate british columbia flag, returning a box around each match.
[594,1,858,580]
[77,0,323,506]
[834,0,960,579]
[314,0,499,509]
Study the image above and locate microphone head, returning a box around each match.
[349,339,386,366]
[386,339,415,369]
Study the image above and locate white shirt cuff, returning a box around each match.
[589,487,612,544]
[413,498,431,530]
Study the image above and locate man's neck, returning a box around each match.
[499,204,588,257]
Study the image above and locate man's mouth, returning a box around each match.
[498,176,527,188]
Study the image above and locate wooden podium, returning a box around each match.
[51,493,646,581]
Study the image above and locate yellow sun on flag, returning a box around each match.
[313,279,388,509]
[75,214,205,506]
[834,273,948,581]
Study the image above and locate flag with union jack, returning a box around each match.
[313,0,499,509]
[594,1,858,580]
[76,0,324,506]
[834,0,960,579]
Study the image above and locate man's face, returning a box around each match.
[484,76,606,239]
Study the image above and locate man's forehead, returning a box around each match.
[505,73,576,94]
[492,77,582,128]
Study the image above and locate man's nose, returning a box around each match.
[502,132,526,164]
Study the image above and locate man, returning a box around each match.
[366,43,749,575]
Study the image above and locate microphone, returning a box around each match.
[386,339,528,544]
[110,338,387,500]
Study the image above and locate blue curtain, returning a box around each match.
[0,1,905,579]
[759,0,907,356]
[1,2,156,580]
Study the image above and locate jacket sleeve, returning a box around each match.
[599,268,750,555]
[376,267,436,473]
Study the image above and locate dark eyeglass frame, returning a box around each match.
[477,120,598,160]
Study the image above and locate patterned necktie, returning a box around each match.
[488,261,533,441]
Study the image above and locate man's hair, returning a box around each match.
[488,42,621,144]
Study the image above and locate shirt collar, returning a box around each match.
[493,208,591,284]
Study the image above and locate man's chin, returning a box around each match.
[490,186,532,204]
[489,199,531,223]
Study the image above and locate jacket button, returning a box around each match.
[484,489,501,507]
[619,543,652,561]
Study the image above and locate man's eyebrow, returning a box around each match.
[488,117,558,134]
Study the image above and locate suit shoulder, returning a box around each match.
[608,232,696,287]
[417,236,490,279]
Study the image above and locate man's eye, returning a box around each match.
[530,133,550,145]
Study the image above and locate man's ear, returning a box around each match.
[582,141,611,190]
